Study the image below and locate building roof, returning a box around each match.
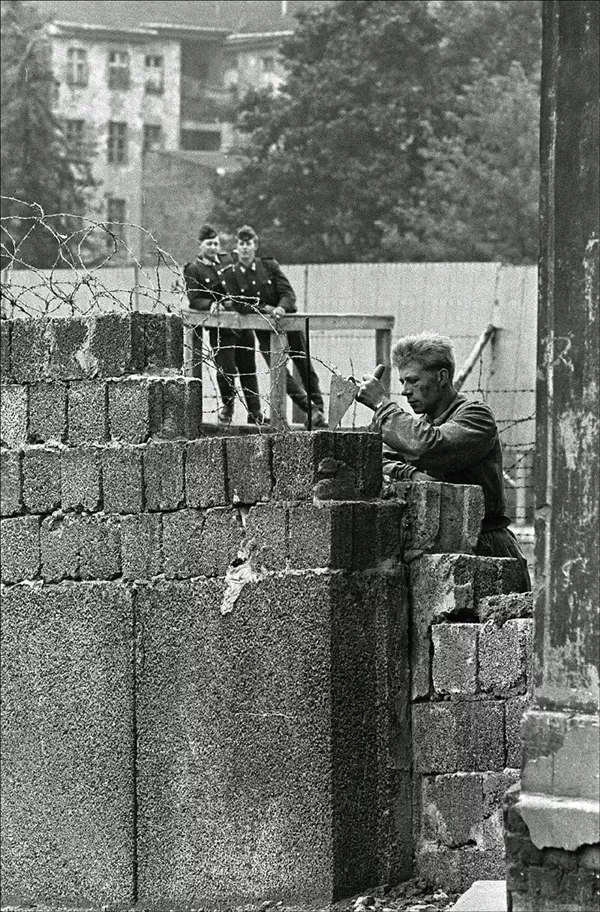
[37,1,328,36]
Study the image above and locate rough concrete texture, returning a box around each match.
[0,515,40,583]
[21,447,61,513]
[244,502,287,570]
[135,570,410,906]
[0,318,11,381]
[121,512,163,580]
[101,446,144,513]
[0,384,27,447]
[478,619,531,694]
[413,701,505,774]
[28,381,66,443]
[78,514,122,580]
[149,376,203,440]
[40,512,80,582]
[0,581,135,907]
[46,318,89,380]
[144,440,185,511]
[107,378,151,443]
[272,431,337,501]
[185,437,227,508]
[421,773,484,847]
[226,433,273,503]
[9,318,48,383]
[67,381,107,445]
[477,592,533,624]
[417,844,507,894]
[161,507,243,579]
[288,501,353,569]
[61,447,102,512]
[432,623,479,695]
[402,482,484,557]
[0,449,21,516]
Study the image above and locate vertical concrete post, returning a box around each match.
[505,4,599,908]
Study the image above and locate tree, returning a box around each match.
[1,0,97,269]
[211,0,541,264]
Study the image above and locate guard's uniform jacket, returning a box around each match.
[230,256,297,313]
[182,254,261,418]
[228,255,324,414]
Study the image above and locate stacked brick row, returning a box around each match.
[408,546,533,891]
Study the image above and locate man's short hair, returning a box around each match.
[237,225,258,242]
[392,333,456,380]
[198,224,218,242]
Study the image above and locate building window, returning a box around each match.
[108,121,128,164]
[64,119,85,155]
[66,47,88,86]
[180,128,221,152]
[108,50,130,90]
[143,124,163,154]
[106,198,127,242]
[145,55,164,94]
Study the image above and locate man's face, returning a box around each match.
[199,236,220,261]
[398,360,446,415]
[236,236,258,266]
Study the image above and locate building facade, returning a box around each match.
[44,1,325,263]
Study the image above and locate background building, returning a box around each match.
[40,0,328,263]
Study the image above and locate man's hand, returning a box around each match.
[357,364,388,411]
[209,300,221,314]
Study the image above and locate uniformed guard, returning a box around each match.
[183,224,264,425]
[230,225,326,428]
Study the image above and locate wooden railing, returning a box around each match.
[181,310,394,430]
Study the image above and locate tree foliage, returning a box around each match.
[1,0,97,268]
[211,0,541,264]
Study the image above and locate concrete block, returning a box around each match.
[28,381,67,444]
[0,319,11,381]
[409,554,477,699]
[474,556,529,603]
[272,431,334,501]
[417,846,506,894]
[477,592,533,624]
[40,513,80,582]
[61,447,101,511]
[135,570,409,905]
[202,508,245,576]
[67,380,107,444]
[46,317,89,380]
[108,379,151,443]
[0,449,21,516]
[437,483,484,555]
[421,772,484,847]
[78,514,121,580]
[331,430,383,499]
[88,313,144,378]
[479,620,528,693]
[9,318,48,383]
[413,701,505,774]
[161,509,205,579]
[483,769,521,819]
[22,447,61,513]
[121,513,162,581]
[0,515,40,582]
[133,312,183,374]
[0,581,135,905]
[288,502,353,569]
[185,438,227,508]
[143,441,185,511]
[101,446,143,514]
[351,502,383,569]
[147,377,203,440]
[0,384,27,447]
[226,435,272,504]
[244,503,287,570]
[432,623,479,695]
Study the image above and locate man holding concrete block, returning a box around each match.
[357,332,531,589]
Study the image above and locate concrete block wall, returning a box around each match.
[409,551,533,892]
[0,314,534,908]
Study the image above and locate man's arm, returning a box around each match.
[265,259,297,313]
[183,262,212,311]
[373,400,497,474]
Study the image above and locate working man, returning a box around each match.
[230,225,326,429]
[357,332,531,590]
[183,224,264,426]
